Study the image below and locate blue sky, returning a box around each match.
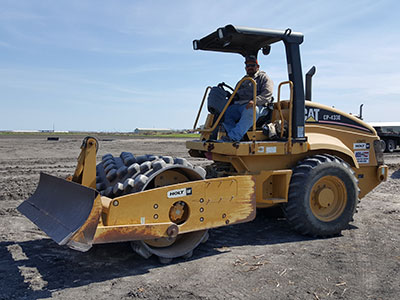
[1,0,399,131]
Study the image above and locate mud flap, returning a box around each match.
[18,173,100,250]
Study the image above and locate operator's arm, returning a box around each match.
[255,72,273,106]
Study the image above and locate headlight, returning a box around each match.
[373,139,384,165]
[218,28,224,39]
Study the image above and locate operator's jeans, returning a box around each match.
[223,104,267,141]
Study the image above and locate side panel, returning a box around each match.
[307,132,359,168]
[305,102,375,134]
[94,176,256,244]
[254,170,292,206]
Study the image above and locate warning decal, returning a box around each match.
[355,151,370,164]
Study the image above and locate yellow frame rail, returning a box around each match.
[276,81,294,152]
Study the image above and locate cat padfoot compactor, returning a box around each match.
[18,25,388,263]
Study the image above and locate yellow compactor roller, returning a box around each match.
[18,25,388,263]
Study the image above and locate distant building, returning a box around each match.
[11,130,40,133]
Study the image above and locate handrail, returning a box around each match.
[197,77,257,136]
[250,78,257,141]
[276,81,294,152]
[193,86,211,130]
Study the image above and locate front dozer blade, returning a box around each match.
[18,173,99,248]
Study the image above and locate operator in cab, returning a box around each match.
[221,55,273,142]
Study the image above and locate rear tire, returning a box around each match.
[283,154,358,237]
[387,139,396,153]
[381,140,386,152]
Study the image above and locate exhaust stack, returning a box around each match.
[305,66,316,101]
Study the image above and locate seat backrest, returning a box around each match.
[207,86,229,115]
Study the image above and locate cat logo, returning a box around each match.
[305,108,320,122]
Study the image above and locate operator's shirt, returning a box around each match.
[234,70,273,107]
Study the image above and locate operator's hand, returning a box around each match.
[246,101,254,109]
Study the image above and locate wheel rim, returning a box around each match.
[309,176,347,222]
[140,167,208,258]
[381,140,386,152]
[144,236,178,248]
[143,170,190,248]
[388,140,395,152]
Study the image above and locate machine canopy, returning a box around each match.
[193,24,304,57]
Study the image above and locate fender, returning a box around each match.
[307,132,359,168]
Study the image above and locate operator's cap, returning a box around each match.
[245,55,258,64]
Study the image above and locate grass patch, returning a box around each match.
[142,133,200,138]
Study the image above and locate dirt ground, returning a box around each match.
[0,135,399,300]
